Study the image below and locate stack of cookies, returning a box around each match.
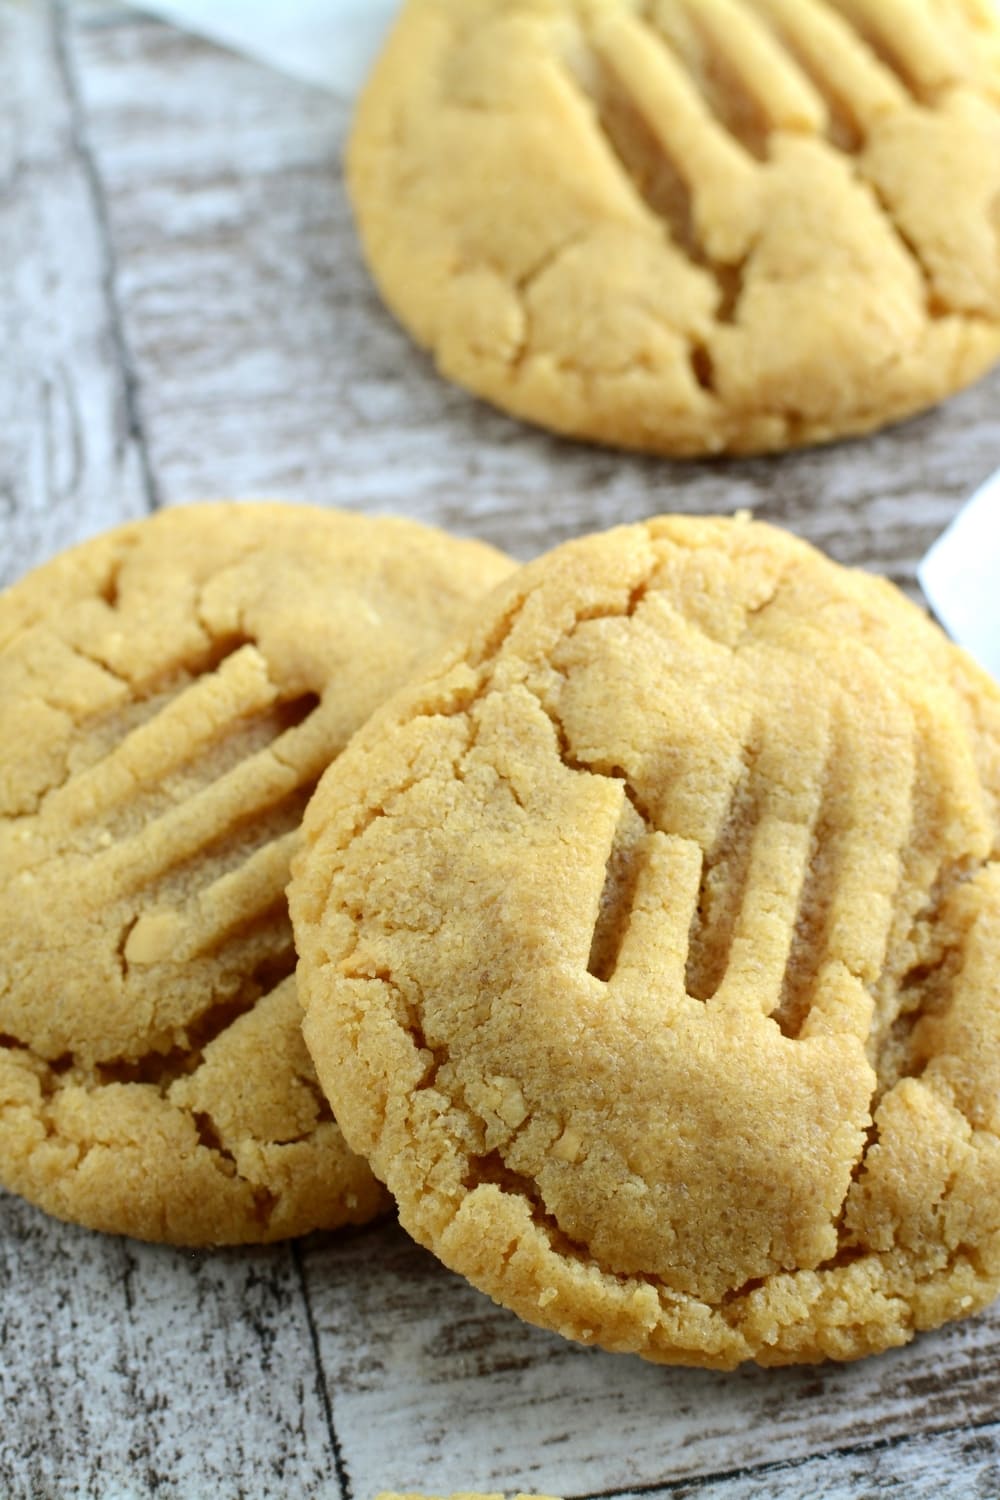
[3,0,1000,1385]
[3,502,1000,1372]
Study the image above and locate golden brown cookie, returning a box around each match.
[292,515,1000,1367]
[348,0,1000,457]
[0,502,513,1246]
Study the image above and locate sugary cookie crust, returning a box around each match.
[349,0,1000,456]
[292,516,1000,1367]
[0,502,512,1245]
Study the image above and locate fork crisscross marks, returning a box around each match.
[509,532,991,1299]
[0,628,328,1069]
[585,5,760,262]
[349,0,1000,454]
[642,0,830,148]
[578,0,999,265]
[822,0,997,98]
[0,570,357,1240]
[311,635,877,1300]
[548,588,916,1044]
[0,504,514,1244]
[291,516,1000,1360]
[572,2,985,339]
[743,0,910,143]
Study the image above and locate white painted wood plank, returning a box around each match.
[67,8,1000,578]
[303,1218,1000,1500]
[0,1194,339,1500]
[612,1424,1000,1499]
[0,0,150,590]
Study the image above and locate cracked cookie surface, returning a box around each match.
[0,502,513,1246]
[349,0,1000,456]
[291,515,1000,1366]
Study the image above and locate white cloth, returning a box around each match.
[920,469,1000,680]
[128,0,397,94]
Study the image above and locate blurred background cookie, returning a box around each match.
[0,502,512,1245]
[291,514,1000,1366]
[348,0,1000,457]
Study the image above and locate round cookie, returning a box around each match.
[0,502,513,1246]
[348,0,1000,457]
[292,515,1000,1367]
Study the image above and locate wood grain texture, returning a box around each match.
[1,2,999,1497]
[610,1424,1000,1499]
[0,0,151,591]
[304,1219,1000,1500]
[0,1195,340,1500]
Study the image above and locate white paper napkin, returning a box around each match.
[130,0,398,94]
[919,469,1000,679]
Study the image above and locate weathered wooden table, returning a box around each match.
[3,3,999,1496]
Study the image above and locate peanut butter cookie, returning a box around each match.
[292,515,1000,1366]
[0,502,512,1245]
[349,0,1000,456]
